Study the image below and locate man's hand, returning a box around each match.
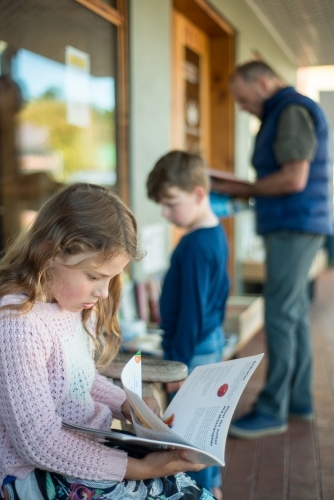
[252,159,310,196]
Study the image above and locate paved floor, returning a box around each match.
[221,270,334,500]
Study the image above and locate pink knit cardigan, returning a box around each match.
[0,295,128,484]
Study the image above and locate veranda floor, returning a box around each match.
[221,269,334,500]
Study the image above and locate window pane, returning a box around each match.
[0,0,118,245]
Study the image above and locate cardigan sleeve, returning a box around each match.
[0,311,128,482]
[86,311,128,421]
[90,370,127,421]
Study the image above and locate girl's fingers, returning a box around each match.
[144,449,207,474]
[125,450,208,480]
[143,397,161,417]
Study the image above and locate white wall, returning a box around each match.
[129,0,172,282]
[297,66,334,102]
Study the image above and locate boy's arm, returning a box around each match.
[160,245,212,366]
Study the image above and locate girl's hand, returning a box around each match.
[121,397,161,421]
[165,381,185,394]
[124,450,208,480]
[121,400,132,421]
[143,397,161,418]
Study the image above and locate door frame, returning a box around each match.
[172,0,236,286]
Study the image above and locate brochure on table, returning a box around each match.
[64,351,263,466]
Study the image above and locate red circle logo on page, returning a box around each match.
[217,384,228,397]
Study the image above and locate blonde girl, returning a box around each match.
[0,183,212,500]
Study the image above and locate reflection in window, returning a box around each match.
[14,48,116,186]
[0,0,119,248]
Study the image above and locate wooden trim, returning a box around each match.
[75,0,124,26]
[172,11,210,160]
[210,33,235,173]
[115,0,130,204]
[200,31,211,164]
[75,0,129,204]
[172,11,184,150]
[173,0,234,36]
[221,217,235,292]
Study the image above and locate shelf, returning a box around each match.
[223,295,264,359]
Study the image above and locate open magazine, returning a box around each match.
[63,352,263,466]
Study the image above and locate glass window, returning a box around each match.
[0,0,119,246]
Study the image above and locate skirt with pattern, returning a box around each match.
[1,469,217,500]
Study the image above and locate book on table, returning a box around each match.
[63,351,263,466]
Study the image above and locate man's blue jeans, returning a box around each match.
[256,230,324,420]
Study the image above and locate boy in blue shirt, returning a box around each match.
[147,150,229,499]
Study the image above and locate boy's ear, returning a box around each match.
[193,185,206,203]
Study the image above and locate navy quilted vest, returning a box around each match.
[252,87,332,235]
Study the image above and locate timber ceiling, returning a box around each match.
[246,0,334,66]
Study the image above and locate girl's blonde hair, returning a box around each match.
[0,182,141,367]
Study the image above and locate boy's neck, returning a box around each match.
[186,202,219,233]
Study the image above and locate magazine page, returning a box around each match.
[62,421,223,465]
[162,353,264,465]
[120,350,142,397]
[63,352,263,466]
[120,351,195,445]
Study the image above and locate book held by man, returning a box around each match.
[63,351,263,466]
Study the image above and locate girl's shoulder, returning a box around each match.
[0,293,27,308]
[0,295,84,351]
[0,294,81,329]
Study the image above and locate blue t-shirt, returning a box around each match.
[160,225,229,366]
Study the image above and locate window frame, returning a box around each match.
[74,0,129,203]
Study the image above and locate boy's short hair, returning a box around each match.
[147,150,210,202]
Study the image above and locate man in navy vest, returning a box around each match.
[224,61,332,438]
